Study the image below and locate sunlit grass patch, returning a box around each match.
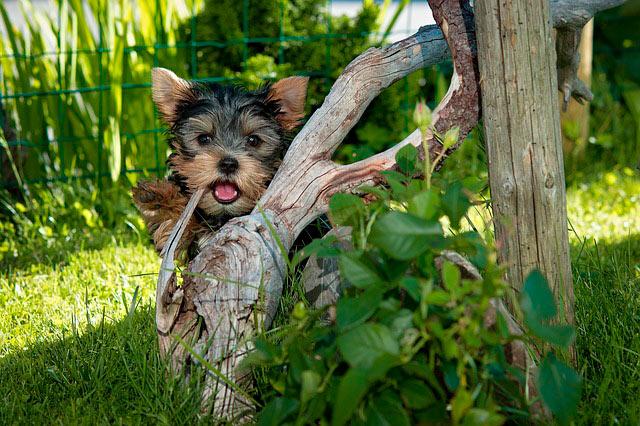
[0,241,158,355]
[567,168,640,242]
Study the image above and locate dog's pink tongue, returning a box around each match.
[213,182,239,203]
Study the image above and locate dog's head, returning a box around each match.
[151,67,308,217]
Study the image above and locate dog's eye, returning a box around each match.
[197,134,213,145]
[246,135,262,147]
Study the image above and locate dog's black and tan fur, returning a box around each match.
[133,68,308,257]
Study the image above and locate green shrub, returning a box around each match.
[245,122,580,424]
[182,0,454,165]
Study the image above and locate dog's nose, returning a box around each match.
[218,156,239,174]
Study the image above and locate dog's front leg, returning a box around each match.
[132,179,202,256]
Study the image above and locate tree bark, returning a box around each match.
[475,0,585,327]
[155,0,624,419]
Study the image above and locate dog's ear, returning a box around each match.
[151,68,196,125]
[268,76,309,131]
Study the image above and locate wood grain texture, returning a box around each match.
[475,0,574,323]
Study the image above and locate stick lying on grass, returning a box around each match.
[155,0,622,419]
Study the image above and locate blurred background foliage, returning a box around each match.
[0,0,427,194]
[0,0,638,251]
[581,1,640,177]
[2,0,637,195]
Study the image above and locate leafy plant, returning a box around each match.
[182,0,445,165]
[245,121,580,424]
[0,181,143,270]
[0,0,202,188]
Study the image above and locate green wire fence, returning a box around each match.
[0,0,445,190]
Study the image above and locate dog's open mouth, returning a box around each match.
[213,181,240,204]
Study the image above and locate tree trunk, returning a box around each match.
[475,0,576,325]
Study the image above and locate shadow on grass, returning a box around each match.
[571,234,640,425]
[0,304,212,425]
[2,230,638,424]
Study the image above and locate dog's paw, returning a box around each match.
[132,180,181,209]
[132,180,194,254]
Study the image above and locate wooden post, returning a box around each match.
[475,0,574,323]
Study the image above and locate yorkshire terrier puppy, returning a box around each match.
[133,68,308,258]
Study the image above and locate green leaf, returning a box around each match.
[381,170,409,198]
[496,312,510,339]
[526,321,575,348]
[337,287,384,331]
[297,235,339,261]
[442,361,459,391]
[442,182,470,229]
[337,323,399,369]
[408,190,440,220]
[258,397,299,426]
[400,277,421,302]
[442,261,461,293]
[338,254,382,288]
[249,337,279,364]
[520,270,575,347]
[462,176,486,193]
[425,290,450,306]
[369,212,443,260]
[332,368,370,426]
[329,193,366,227]
[400,379,435,409]
[451,388,473,424]
[521,269,557,320]
[396,144,418,175]
[301,370,322,404]
[358,184,389,201]
[537,353,582,425]
[367,390,411,426]
[442,126,460,150]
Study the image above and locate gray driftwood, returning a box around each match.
[155,0,623,419]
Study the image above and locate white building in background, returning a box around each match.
[332,1,435,42]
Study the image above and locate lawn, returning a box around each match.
[0,169,639,424]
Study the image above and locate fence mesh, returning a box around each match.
[0,0,438,189]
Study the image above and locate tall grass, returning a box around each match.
[0,0,202,187]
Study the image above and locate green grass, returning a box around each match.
[1,169,639,424]
[568,170,640,424]
[0,236,216,424]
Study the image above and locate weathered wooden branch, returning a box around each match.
[474,0,624,350]
[553,0,624,109]
[557,25,594,109]
[154,0,623,419]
